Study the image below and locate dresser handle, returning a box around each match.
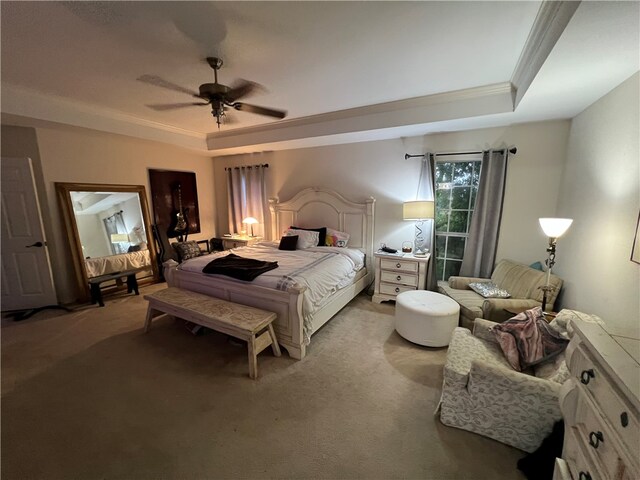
[621,412,629,427]
[396,263,401,268]
[579,472,592,480]
[588,431,603,449]
[580,369,595,384]
[395,287,400,293]
[396,275,402,281]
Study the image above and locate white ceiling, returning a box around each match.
[1,1,639,155]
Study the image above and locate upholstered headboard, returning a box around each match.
[268,187,375,272]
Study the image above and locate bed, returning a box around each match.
[164,187,375,359]
[85,249,152,278]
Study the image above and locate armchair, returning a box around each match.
[438,318,568,453]
[438,310,603,452]
[438,259,563,329]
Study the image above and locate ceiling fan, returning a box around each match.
[139,57,287,128]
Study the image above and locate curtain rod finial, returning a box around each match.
[404,154,410,160]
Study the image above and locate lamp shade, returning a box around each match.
[242,217,259,225]
[110,233,129,243]
[403,201,434,220]
[539,218,573,238]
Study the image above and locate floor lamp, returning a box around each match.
[538,218,573,312]
[403,200,435,257]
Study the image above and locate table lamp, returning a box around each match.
[403,200,435,257]
[242,217,259,237]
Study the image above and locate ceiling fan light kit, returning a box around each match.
[142,57,287,128]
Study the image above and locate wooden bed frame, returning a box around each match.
[164,187,375,359]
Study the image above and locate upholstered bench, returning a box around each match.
[143,287,281,379]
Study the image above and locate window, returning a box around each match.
[434,157,482,281]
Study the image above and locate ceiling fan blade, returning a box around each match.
[225,79,262,102]
[232,102,287,119]
[146,102,209,111]
[137,74,199,97]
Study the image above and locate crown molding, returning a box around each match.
[207,82,515,154]
[511,0,580,108]
[1,84,209,152]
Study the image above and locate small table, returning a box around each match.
[88,270,139,307]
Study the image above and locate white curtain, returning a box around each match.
[226,165,268,237]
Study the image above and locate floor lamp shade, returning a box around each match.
[403,201,434,220]
[539,218,573,238]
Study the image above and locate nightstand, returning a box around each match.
[217,235,262,250]
[372,252,430,304]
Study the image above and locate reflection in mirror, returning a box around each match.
[56,183,158,303]
[71,191,152,278]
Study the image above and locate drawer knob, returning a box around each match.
[396,275,402,281]
[580,369,595,385]
[396,263,401,268]
[578,472,592,480]
[621,412,629,427]
[588,431,603,449]
[395,287,400,293]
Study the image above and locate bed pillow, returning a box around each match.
[491,307,569,371]
[290,226,326,246]
[172,241,202,261]
[285,229,319,249]
[325,228,350,247]
[279,235,298,251]
[127,244,141,253]
[469,281,511,298]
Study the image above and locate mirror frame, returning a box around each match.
[55,182,159,302]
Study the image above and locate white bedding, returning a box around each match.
[178,242,365,343]
[85,250,152,278]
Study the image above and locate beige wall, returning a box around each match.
[214,120,570,268]
[2,123,215,303]
[555,72,640,336]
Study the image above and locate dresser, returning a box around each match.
[555,318,639,480]
[372,252,430,304]
[216,235,262,250]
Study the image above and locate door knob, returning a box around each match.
[26,241,44,248]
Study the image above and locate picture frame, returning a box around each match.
[631,211,640,264]
[148,169,201,239]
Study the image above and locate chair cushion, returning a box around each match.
[437,281,483,319]
[443,327,514,386]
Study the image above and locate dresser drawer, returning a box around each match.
[380,258,418,273]
[379,282,415,296]
[574,387,627,479]
[570,344,640,457]
[553,458,572,480]
[564,425,607,480]
[380,271,418,287]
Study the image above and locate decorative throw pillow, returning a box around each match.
[469,281,511,298]
[172,241,202,261]
[325,227,350,247]
[284,229,319,249]
[491,307,570,371]
[279,235,298,251]
[127,244,141,253]
[529,261,544,271]
[290,226,326,246]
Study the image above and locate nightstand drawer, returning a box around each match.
[380,271,418,287]
[380,258,418,272]
[379,282,415,296]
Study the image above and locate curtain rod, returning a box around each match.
[405,147,517,160]
[105,210,123,221]
[224,163,269,171]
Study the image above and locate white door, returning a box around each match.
[1,157,57,311]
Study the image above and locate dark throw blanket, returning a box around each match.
[202,253,278,281]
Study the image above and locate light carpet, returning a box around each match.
[1,284,525,479]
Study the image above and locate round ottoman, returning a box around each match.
[395,290,460,347]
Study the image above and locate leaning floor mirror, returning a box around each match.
[55,182,159,303]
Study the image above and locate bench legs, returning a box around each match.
[247,325,281,379]
[144,306,165,333]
